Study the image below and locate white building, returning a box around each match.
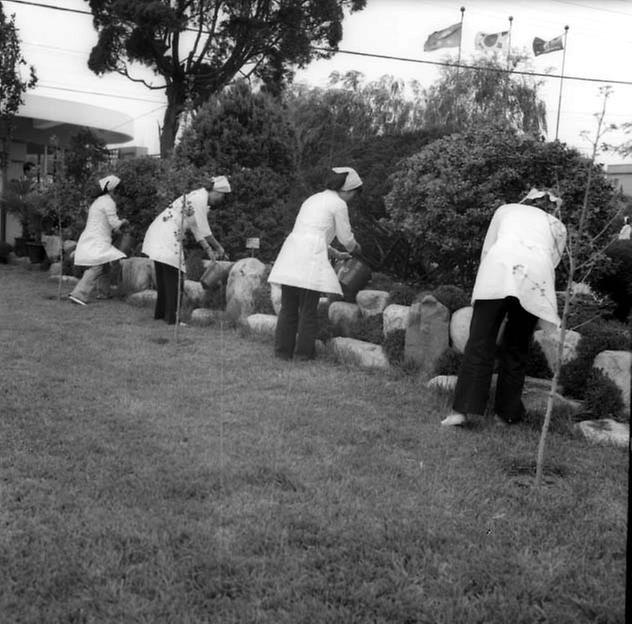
[1,93,134,244]
[606,163,632,197]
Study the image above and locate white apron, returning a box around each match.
[471,203,567,328]
[141,188,213,272]
[74,195,126,266]
[268,190,357,295]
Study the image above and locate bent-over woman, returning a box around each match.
[142,176,230,325]
[268,166,363,360]
[442,188,567,427]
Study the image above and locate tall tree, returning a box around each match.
[0,0,37,242]
[421,53,547,136]
[85,0,366,156]
[0,0,37,167]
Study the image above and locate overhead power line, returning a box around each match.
[310,47,632,87]
[7,0,632,87]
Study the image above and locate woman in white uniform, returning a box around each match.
[268,167,363,360]
[442,188,567,427]
[142,176,230,325]
[68,175,129,305]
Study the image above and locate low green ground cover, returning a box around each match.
[0,266,627,623]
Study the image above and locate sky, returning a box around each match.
[4,0,632,166]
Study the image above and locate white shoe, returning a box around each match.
[68,295,87,306]
[440,413,467,426]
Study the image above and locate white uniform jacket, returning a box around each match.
[268,190,358,295]
[471,203,567,328]
[141,188,213,272]
[74,195,126,266]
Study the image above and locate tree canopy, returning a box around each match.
[0,1,37,166]
[85,0,366,156]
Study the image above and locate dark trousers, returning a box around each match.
[154,261,183,325]
[275,285,320,360]
[453,297,538,421]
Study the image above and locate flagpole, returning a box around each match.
[456,6,465,78]
[554,25,570,141]
[507,16,513,68]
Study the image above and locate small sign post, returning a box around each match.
[245,237,260,257]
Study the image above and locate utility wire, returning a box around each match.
[310,46,632,87]
[7,0,632,87]
[36,82,165,103]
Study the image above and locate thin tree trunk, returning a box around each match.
[160,82,186,157]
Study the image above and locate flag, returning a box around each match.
[474,31,509,52]
[532,34,564,56]
[423,22,462,52]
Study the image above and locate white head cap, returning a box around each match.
[211,175,231,193]
[332,166,362,192]
[522,187,562,208]
[99,174,121,192]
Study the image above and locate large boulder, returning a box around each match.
[328,301,361,337]
[225,257,267,324]
[190,308,222,327]
[533,328,581,370]
[382,304,410,336]
[356,290,390,318]
[330,337,390,371]
[593,350,632,413]
[450,306,473,353]
[405,294,450,378]
[118,258,155,295]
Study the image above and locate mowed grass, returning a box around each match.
[0,265,627,624]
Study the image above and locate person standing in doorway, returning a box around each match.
[68,175,128,305]
[268,167,363,361]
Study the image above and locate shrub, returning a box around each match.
[388,283,417,306]
[559,320,631,399]
[433,284,470,312]
[252,268,275,315]
[561,291,616,330]
[433,347,463,376]
[583,368,625,421]
[383,329,406,366]
[185,249,206,282]
[346,315,384,345]
[524,339,553,380]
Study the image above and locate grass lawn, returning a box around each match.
[0,264,627,623]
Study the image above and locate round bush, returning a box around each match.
[584,368,625,421]
[433,284,470,313]
[433,347,463,376]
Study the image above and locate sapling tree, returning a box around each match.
[534,86,623,488]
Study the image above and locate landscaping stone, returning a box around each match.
[270,282,282,315]
[184,279,206,308]
[15,256,31,267]
[49,261,62,277]
[119,257,155,295]
[225,257,267,324]
[382,304,410,336]
[127,289,157,308]
[317,297,331,317]
[246,313,277,338]
[427,375,457,391]
[329,337,390,371]
[593,350,632,413]
[42,235,62,261]
[328,301,361,337]
[577,419,629,448]
[356,289,390,318]
[190,308,221,327]
[450,306,473,353]
[405,294,450,378]
[48,274,79,285]
[63,240,77,253]
[533,328,581,370]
